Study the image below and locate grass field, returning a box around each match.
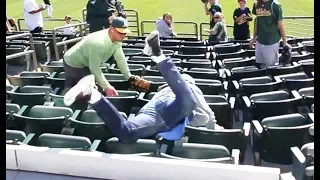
[7,0,314,37]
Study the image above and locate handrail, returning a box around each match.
[6,33,38,70]
[52,22,88,61]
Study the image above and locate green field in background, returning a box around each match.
[7,0,314,37]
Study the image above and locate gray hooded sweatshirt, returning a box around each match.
[156,18,174,38]
[156,74,217,129]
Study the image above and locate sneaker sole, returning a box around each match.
[63,75,95,106]
[63,84,85,106]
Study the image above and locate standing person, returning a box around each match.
[156,12,177,38]
[63,30,223,143]
[249,0,288,68]
[204,0,222,29]
[206,12,228,43]
[63,15,76,35]
[23,0,46,33]
[86,0,117,33]
[43,0,53,18]
[63,17,151,98]
[233,0,253,40]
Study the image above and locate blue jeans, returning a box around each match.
[90,57,196,143]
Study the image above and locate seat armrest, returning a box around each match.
[110,64,116,69]
[290,147,306,164]
[243,122,251,137]
[231,149,240,165]
[217,60,223,69]
[146,65,151,71]
[128,113,136,120]
[242,96,251,108]
[305,166,314,177]
[52,87,60,94]
[43,102,55,106]
[16,105,28,115]
[252,120,263,134]
[225,69,231,77]
[71,110,82,119]
[291,90,302,99]
[206,52,211,59]
[22,133,35,144]
[308,126,314,136]
[138,92,146,100]
[229,97,236,109]
[307,146,314,157]
[308,113,314,123]
[89,140,101,151]
[223,81,228,91]
[232,80,240,90]
[50,72,57,78]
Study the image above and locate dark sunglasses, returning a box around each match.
[214,16,221,19]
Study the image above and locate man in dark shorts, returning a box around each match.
[249,0,288,68]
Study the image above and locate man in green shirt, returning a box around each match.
[249,0,287,68]
[63,17,151,97]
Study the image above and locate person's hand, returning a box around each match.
[108,15,116,24]
[241,14,247,17]
[249,38,256,49]
[282,40,287,47]
[104,86,118,97]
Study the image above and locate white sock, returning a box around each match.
[47,5,52,17]
[89,88,103,104]
[151,54,166,63]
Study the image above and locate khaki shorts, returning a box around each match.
[255,41,280,68]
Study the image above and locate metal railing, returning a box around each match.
[6,33,38,71]
[82,9,140,36]
[199,22,234,41]
[141,21,198,38]
[17,18,82,32]
[283,16,314,38]
[52,22,88,61]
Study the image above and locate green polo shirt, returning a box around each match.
[252,0,283,45]
[64,29,131,90]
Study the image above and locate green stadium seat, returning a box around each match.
[185,123,250,164]
[252,113,313,165]
[108,64,145,76]
[267,62,302,76]
[184,68,219,80]
[13,105,75,137]
[6,130,35,145]
[35,133,101,151]
[7,85,54,106]
[127,56,153,66]
[7,71,50,86]
[213,43,241,54]
[242,90,303,122]
[274,72,314,91]
[106,90,139,115]
[159,142,239,164]
[182,59,213,69]
[105,137,158,156]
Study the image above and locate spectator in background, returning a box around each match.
[156,12,177,38]
[6,11,12,33]
[86,0,117,33]
[43,0,53,18]
[63,15,76,35]
[249,0,288,68]
[206,12,227,42]
[233,0,252,40]
[204,0,222,29]
[24,0,46,33]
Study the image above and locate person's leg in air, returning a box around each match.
[63,30,196,143]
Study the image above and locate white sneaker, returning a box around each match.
[64,75,96,106]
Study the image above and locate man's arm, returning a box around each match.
[209,22,220,35]
[274,3,287,45]
[204,4,215,18]
[113,46,132,80]
[88,46,111,90]
[25,2,45,14]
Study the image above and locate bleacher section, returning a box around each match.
[6,10,314,180]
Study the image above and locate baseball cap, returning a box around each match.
[111,17,132,34]
[157,118,189,141]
